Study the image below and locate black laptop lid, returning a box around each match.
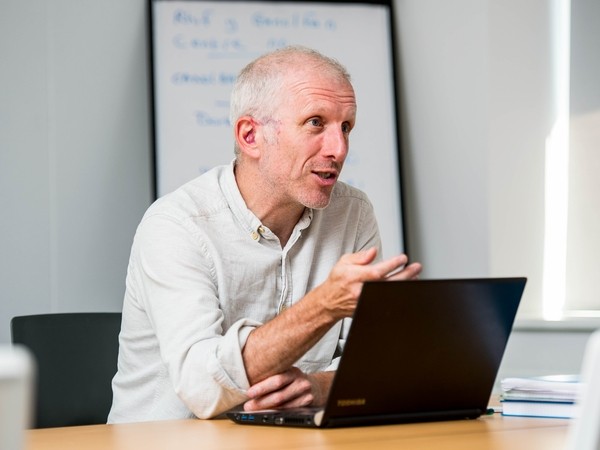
[321,277,526,426]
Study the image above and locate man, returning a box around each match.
[108,46,421,423]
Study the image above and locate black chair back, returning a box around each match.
[10,312,122,428]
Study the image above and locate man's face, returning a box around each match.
[257,69,357,210]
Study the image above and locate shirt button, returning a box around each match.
[258,226,266,234]
[251,231,259,240]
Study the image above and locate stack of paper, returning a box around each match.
[500,375,581,418]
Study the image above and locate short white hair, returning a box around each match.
[229,46,352,156]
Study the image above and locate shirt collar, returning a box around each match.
[220,159,313,243]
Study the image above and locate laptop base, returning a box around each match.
[227,407,484,428]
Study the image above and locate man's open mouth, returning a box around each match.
[315,172,335,180]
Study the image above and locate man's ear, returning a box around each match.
[234,116,260,159]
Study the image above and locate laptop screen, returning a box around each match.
[322,278,526,426]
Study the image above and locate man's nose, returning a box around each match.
[323,127,349,161]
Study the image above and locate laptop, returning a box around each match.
[227,277,527,428]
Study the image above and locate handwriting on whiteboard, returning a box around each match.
[172,8,338,31]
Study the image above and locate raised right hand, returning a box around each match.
[315,247,422,320]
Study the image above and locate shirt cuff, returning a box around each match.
[208,318,262,394]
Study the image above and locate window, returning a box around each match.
[543,0,600,319]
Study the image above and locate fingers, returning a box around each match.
[337,248,406,282]
[369,254,409,279]
[244,368,314,411]
[340,246,378,266]
[384,262,423,281]
[246,370,295,399]
[359,253,421,282]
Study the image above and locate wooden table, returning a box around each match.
[25,413,570,450]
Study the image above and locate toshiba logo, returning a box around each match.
[337,398,366,407]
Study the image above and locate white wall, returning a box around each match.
[395,0,552,315]
[0,0,596,379]
[395,0,490,279]
[0,0,153,342]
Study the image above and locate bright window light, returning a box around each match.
[542,0,571,321]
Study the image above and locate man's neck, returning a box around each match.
[260,206,305,248]
[234,161,304,247]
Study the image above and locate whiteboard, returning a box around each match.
[150,0,405,257]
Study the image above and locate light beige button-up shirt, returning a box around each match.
[108,161,382,423]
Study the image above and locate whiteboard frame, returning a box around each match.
[148,0,407,256]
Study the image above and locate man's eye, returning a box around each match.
[342,122,352,134]
[308,118,323,127]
